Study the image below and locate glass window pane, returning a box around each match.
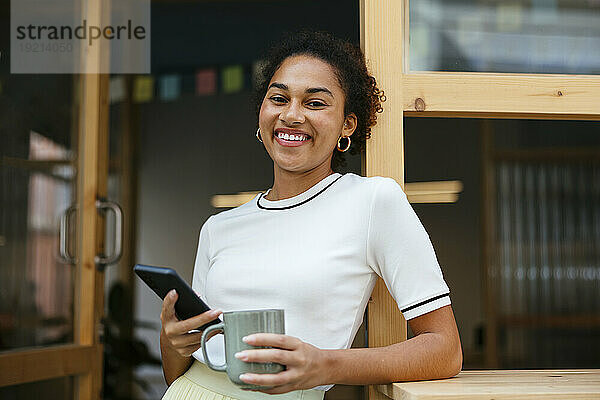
[409,0,600,74]
[405,117,600,368]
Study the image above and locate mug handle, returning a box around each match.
[201,322,226,371]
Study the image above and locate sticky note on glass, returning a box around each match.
[133,75,154,103]
[109,76,126,104]
[159,74,181,101]
[196,68,216,95]
[222,65,244,93]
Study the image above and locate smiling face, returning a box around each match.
[258,54,357,175]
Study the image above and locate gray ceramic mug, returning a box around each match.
[200,309,286,390]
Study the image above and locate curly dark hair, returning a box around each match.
[252,30,386,172]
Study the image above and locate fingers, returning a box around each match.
[170,331,203,348]
[177,309,222,333]
[235,348,289,365]
[163,310,221,338]
[159,293,223,357]
[239,370,295,389]
[242,333,299,350]
[160,289,178,323]
[162,309,222,350]
[177,343,203,358]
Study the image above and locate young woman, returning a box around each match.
[159,30,462,400]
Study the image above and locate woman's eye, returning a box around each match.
[269,96,325,107]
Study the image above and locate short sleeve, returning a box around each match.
[191,215,213,299]
[367,177,451,320]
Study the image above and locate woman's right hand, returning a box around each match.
[160,289,222,358]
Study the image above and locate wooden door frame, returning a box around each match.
[0,1,110,399]
[361,0,600,399]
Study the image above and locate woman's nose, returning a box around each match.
[279,99,305,125]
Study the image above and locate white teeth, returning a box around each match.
[276,132,308,141]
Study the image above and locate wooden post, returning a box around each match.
[75,0,111,398]
[361,0,408,399]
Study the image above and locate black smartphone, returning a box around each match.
[134,264,221,331]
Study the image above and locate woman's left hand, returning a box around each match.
[235,333,328,394]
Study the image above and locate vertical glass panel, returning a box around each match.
[0,77,78,351]
[0,0,79,351]
[409,0,600,74]
[494,160,599,316]
[404,117,600,368]
[0,375,74,400]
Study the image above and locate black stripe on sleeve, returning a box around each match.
[401,293,450,313]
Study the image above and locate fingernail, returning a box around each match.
[234,351,247,360]
[211,309,222,315]
[242,335,249,343]
[239,373,248,381]
[169,290,176,298]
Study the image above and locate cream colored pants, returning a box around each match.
[162,360,326,400]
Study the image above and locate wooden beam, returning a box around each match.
[75,0,110,398]
[0,345,96,387]
[404,111,600,121]
[362,0,407,399]
[402,72,600,119]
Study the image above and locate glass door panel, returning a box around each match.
[0,74,78,352]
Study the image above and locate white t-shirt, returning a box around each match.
[191,172,451,391]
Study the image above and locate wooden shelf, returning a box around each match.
[210,180,464,208]
[377,369,600,400]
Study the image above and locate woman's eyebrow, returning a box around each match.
[268,82,334,98]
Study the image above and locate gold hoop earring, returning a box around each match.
[256,128,263,143]
[337,135,351,152]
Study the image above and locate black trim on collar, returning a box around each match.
[257,174,344,210]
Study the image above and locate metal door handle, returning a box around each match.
[95,199,123,266]
[59,205,78,264]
